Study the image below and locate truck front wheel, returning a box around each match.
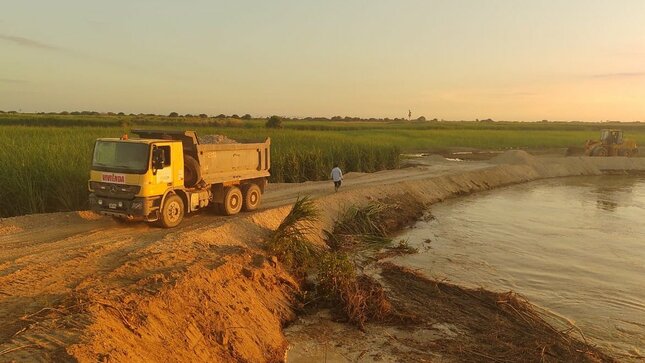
[242,184,262,211]
[223,186,243,215]
[159,194,184,228]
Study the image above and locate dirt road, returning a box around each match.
[0,158,486,361]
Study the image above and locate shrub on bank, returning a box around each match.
[266,198,396,329]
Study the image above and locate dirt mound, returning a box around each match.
[198,134,238,144]
[490,149,538,165]
[68,253,299,362]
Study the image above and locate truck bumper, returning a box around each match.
[89,194,160,221]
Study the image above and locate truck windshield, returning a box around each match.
[92,141,150,174]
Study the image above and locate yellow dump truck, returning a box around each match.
[88,130,270,227]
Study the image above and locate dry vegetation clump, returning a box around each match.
[379,262,617,363]
[325,201,391,250]
[265,196,321,278]
[271,198,615,361]
[315,251,356,299]
[325,197,425,252]
[266,198,425,329]
[266,198,390,328]
[310,199,425,329]
[315,252,392,329]
[341,275,392,329]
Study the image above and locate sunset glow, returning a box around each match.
[1,0,644,121]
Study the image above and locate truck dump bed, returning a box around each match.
[131,130,270,185]
[196,139,270,184]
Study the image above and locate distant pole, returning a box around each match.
[408,109,411,120]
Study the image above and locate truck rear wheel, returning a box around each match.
[184,155,201,188]
[223,186,243,215]
[159,194,184,228]
[242,184,262,212]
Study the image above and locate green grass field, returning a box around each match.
[1,113,644,217]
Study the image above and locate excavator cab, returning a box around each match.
[600,130,623,145]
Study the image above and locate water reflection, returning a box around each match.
[591,177,638,212]
[596,199,617,211]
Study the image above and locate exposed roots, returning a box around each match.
[378,262,617,363]
[315,252,392,330]
[311,198,425,329]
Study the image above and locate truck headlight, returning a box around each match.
[98,199,103,205]
[118,201,123,208]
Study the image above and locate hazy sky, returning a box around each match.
[1,0,644,121]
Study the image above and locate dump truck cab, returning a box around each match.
[88,137,186,223]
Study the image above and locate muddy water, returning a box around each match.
[393,176,645,360]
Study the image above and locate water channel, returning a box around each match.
[393,176,645,360]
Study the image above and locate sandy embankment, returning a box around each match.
[0,153,643,361]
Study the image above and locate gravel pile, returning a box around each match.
[489,150,537,165]
[198,134,238,144]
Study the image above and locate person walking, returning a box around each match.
[330,164,343,192]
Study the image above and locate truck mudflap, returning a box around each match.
[89,194,160,221]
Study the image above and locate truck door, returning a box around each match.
[153,144,173,185]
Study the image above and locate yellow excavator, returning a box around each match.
[584,129,638,157]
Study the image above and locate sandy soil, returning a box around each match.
[1,153,643,361]
[0,158,487,362]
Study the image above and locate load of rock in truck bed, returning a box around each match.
[198,134,238,144]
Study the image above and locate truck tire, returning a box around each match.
[222,186,243,215]
[184,155,201,188]
[242,184,262,212]
[159,194,184,228]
